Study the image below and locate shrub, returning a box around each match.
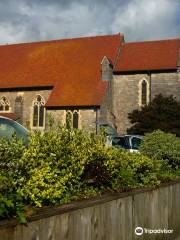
[18,126,163,207]
[104,148,161,189]
[0,137,26,221]
[18,126,108,206]
[128,94,180,136]
[0,126,179,222]
[140,130,180,169]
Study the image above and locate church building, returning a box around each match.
[0,33,179,133]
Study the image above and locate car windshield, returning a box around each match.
[0,118,28,143]
[131,137,143,150]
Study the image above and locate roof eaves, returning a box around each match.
[113,67,178,74]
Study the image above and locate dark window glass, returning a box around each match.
[33,105,38,127]
[142,80,147,105]
[39,105,44,127]
[5,105,9,111]
[112,137,129,149]
[15,96,23,124]
[0,105,3,111]
[73,112,78,128]
[37,95,42,102]
[131,137,142,150]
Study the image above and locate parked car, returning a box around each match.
[111,135,143,152]
[0,116,29,145]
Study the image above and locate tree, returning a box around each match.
[127,94,180,137]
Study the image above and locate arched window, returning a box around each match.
[66,110,79,129]
[32,95,45,127]
[141,80,147,105]
[15,96,23,124]
[0,97,10,112]
[73,111,79,129]
[66,111,72,129]
[139,79,150,106]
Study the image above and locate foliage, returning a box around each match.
[0,137,26,222]
[19,127,89,206]
[0,125,179,222]
[140,130,180,169]
[128,94,180,137]
[104,148,162,189]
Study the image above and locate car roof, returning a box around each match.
[0,116,12,120]
[116,134,143,138]
[0,116,29,132]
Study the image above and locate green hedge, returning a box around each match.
[140,130,180,169]
[0,127,179,221]
[0,137,26,222]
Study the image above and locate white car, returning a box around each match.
[110,135,143,152]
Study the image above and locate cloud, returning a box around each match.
[0,0,179,44]
[112,0,180,41]
[0,0,116,44]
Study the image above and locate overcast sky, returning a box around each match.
[0,0,180,44]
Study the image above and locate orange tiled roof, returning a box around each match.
[0,34,123,107]
[114,39,179,72]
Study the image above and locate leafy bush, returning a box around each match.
[0,137,26,221]
[12,126,164,208]
[18,126,109,206]
[128,94,180,136]
[140,130,180,169]
[104,148,161,189]
[0,126,179,222]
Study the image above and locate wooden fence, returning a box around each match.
[0,180,180,240]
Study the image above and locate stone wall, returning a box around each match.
[79,108,97,131]
[151,72,180,102]
[0,90,98,131]
[100,80,114,126]
[45,108,98,131]
[0,89,51,129]
[46,109,66,129]
[111,73,148,133]
[111,71,180,134]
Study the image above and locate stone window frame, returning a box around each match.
[0,96,11,112]
[31,94,46,130]
[138,78,150,107]
[66,110,80,129]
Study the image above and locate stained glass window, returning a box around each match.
[0,97,10,112]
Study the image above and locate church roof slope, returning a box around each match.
[0,34,123,106]
[114,38,179,72]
